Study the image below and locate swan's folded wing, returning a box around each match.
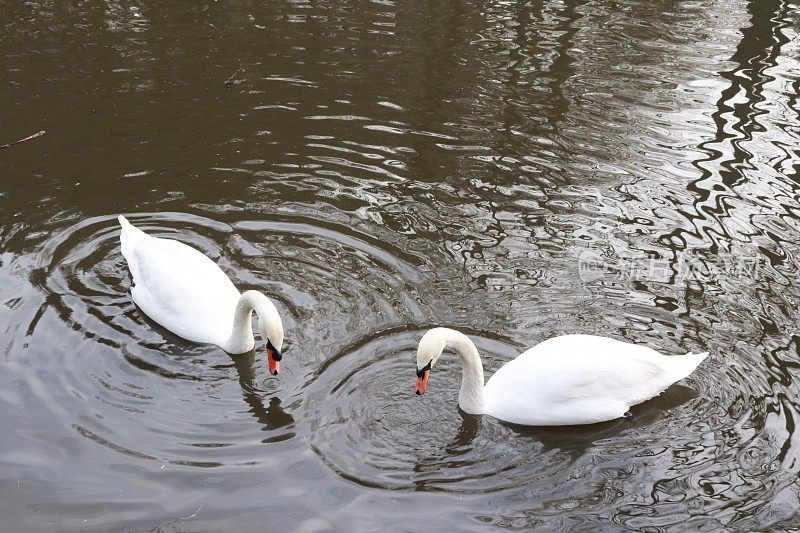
[130,238,240,344]
[489,352,664,404]
[483,338,688,425]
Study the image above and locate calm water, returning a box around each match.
[2,0,800,530]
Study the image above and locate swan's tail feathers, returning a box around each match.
[665,351,709,384]
[118,215,149,261]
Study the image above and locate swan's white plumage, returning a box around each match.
[417,328,708,426]
[118,216,282,354]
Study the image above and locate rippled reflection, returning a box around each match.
[2,0,800,530]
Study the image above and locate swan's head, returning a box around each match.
[266,339,282,376]
[245,291,284,376]
[415,329,447,395]
[264,319,284,376]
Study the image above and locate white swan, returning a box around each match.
[414,328,708,426]
[118,216,285,374]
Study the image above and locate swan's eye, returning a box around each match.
[416,359,432,378]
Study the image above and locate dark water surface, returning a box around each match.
[3,0,800,530]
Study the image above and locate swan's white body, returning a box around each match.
[416,328,708,426]
[118,216,283,355]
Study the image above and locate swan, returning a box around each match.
[118,215,285,374]
[414,328,708,426]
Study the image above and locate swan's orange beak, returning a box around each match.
[415,370,429,395]
[267,348,280,376]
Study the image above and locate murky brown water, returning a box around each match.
[3,0,800,530]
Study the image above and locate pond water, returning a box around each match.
[2,0,800,530]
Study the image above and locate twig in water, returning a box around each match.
[180,504,203,521]
[1,130,45,149]
[225,60,244,85]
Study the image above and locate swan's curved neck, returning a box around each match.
[224,291,278,354]
[443,330,486,414]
